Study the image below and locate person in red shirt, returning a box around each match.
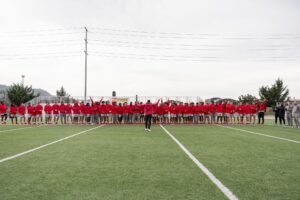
[232,102,239,124]
[18,103,26,125]
[161,101,170,124]
[209,102,216,124]
[188,103,194,124]
[182,103,190,124]
[90,100,99,125]
[224,101,233,124]
[26,103,35,125]
[44,102,52,124]
[122,102,129,124]
[35,102,43,124]
[66,103,73,124]
[153,100,161,124]
[105,102,112,124]
[244,103,252,124]
[144,100,154,131]
[170,103,177,124]
[231,103,236,123]
[85,103,91,124]
[116,103,123,123]
[236,102,245,124]
[216,101,223,124]
[72,102,80,124]
[250,103,258,124]
[157,103,164,123]
[257,99,267,124]
[59,103,67,124]
[128,102,134,124]
[144,99,161,131]
[110,102,118,124]
[0,101,8,124]
[139,102,144,123]
[203,103,210,124]
[79,102,86,124]
[52,102,60,124]
[198,102,204,123]
[132,102,141,123]
[9,104,18,125]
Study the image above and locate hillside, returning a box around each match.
[0,84,53,97]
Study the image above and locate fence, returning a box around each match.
[27,96,209,105]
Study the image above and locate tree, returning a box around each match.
[259,78,289,107]
[56,86,69,97]
[238,94,257,104]
[6,83,38,106]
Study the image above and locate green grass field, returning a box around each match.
[0,124,299,200]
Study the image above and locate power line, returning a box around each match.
[90,27,300,37]
[89,27,300,40]
[0,54,82,61]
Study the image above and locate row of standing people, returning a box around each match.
[274,102,300,128]
[0,99,268,125]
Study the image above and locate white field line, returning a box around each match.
[0,125,104,163]
[160,125,239,200]
[0,126,33,133]
[218,125,300,144]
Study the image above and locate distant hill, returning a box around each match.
[0,84,53,97]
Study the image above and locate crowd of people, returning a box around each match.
[0,98,279,128]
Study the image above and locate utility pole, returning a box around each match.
[84,27,88,103]
[21,75,25,85]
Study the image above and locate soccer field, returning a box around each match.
[0,124,299,200]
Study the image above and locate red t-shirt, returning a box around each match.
[0,104,7,114]
[66,104,72,114]
[10,106,17,114]
[52,104,60,114]
[144,103,154,115]
[257,100,267,112]
[237,105,245,114]
[209,104,216,113]
[203,105,209,114]
[244,105,252,114]
[35,105,43,114]
[59,104,66,114]
[80,104,86,114]
[18,105,26,115]
[72,105,80,114]
[251,104,257,114]
[44,104,52,114]
[27,105,36,116]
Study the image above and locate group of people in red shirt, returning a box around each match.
[0,99,267,126]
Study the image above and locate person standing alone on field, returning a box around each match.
[144,99,161,132]
[144,100,153,131]
[257,99,267,124]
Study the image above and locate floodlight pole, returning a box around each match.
[84,27,88,103]
[21,75,25,85]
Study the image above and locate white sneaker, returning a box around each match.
[147,129,151,132]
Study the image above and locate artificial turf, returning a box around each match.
[0,124,299,200]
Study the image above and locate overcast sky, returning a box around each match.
[0,0,299,100]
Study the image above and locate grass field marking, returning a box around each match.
[0,126,33,133]
[218,125,300,144]
[0,125,104,164]
[160,125,239,200]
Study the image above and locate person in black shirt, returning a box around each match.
[278,103,286,125]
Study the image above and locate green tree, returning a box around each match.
[56,86,69,97]
[238,94,257,104]
[6,83,37,106]
[259,78,289,107]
